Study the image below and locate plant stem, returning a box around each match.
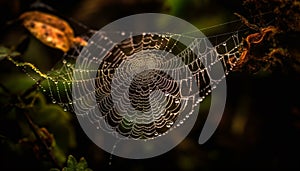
[23,111,61,169]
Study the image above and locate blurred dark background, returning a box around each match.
[0,0,299,170]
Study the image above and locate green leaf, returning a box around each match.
[76,157,88,170]
[67,155,77,170]
[51,155,93,171]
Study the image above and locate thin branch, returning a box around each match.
[23,111,61,169]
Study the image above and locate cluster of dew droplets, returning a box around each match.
[34,57,76,112]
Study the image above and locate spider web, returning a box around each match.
[85,31,241,139]
[17,17,243,141]
[30,29,241,140]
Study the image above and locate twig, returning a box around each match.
[23,110,61,169]
[7,56,48,79]
[234,13,260,31]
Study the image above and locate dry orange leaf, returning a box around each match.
[19,11,87,52]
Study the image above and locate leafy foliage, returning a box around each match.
[0,68,76,167]
[50,155,93,171]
